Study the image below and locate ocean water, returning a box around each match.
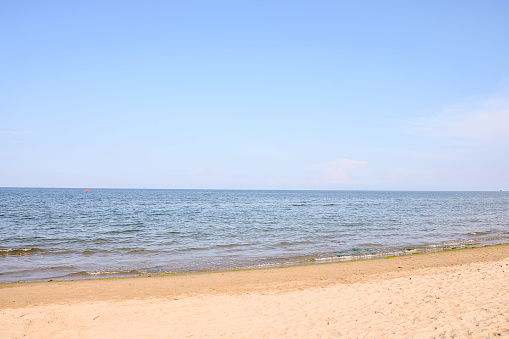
[0,188,508,282]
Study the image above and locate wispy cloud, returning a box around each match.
[402,96,509,146]
[389,95,509,189]
[312,159,368,185]
[0,130,33,135]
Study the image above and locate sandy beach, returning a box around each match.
[1,244,508,338]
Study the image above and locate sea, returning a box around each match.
[1,188,508,283]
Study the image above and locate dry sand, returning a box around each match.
[1,245,508,338]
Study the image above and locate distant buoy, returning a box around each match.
[84,189,89,193]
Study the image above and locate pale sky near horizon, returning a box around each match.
[1,1,509,190]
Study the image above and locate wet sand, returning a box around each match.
[1,244,508,338]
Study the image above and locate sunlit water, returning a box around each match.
[1,188,508,282]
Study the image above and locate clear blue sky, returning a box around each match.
[1,1,509,190]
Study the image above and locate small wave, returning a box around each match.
[178,247,209,252]
[87,269,142,276]
[63,269,142,277]
[467,231,491,236]
[0,248,45,257]
[46,250,75,255]
[126,249,160,254]
[292,203,305,206]
[216,243,250,248]
[81,250,112,255]
[278,240,313,246]
[106,229,140,234]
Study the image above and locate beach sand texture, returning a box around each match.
[1,245,508,338]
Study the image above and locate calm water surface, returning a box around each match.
[0,188,508,282]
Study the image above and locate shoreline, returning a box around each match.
[1,243,507,308]
[2,237,508,284]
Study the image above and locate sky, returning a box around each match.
[1,1,509,190]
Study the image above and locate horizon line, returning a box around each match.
[0,186,505,192]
